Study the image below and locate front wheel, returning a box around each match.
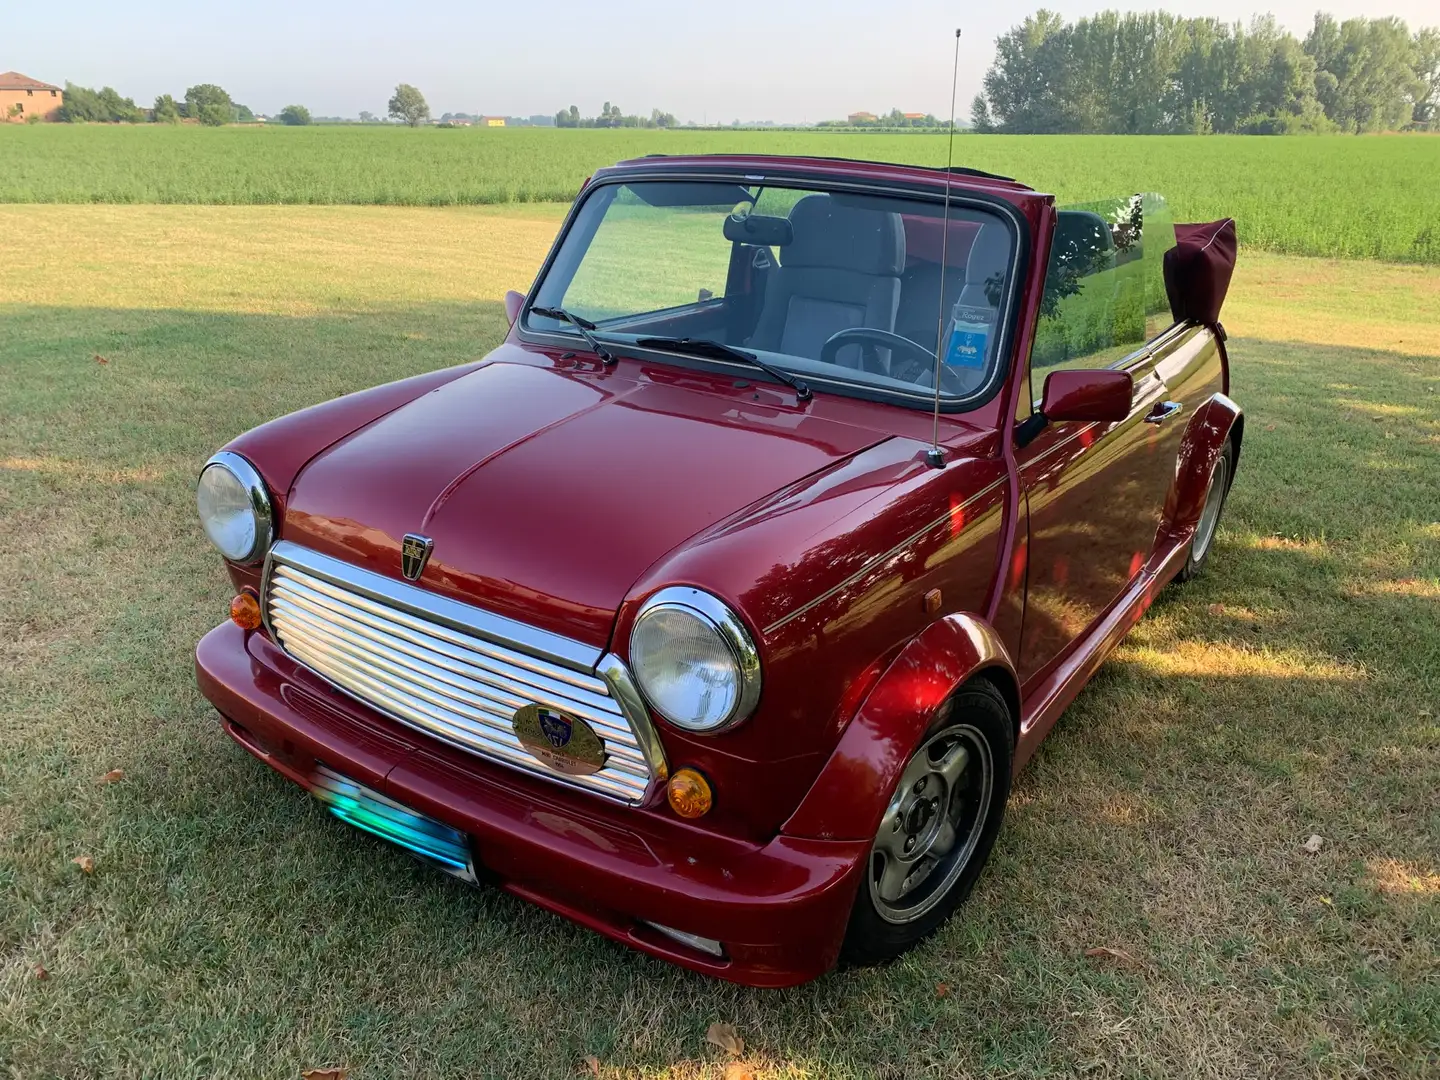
[841,679,1013,966]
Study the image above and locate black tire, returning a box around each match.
[840,678,1013,967]
[1175,439,1235,583]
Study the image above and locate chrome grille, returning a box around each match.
[262,541,663,804]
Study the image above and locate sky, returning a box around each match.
[7,0,1436,122]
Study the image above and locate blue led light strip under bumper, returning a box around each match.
[311,766,477,883]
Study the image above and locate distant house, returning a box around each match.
[847,111,878,125]
[903,112,927,121]
[1,71,63,122]
[481,116,505,127]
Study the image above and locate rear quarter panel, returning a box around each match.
[1151,326,1229,567]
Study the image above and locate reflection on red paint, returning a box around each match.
[948,492,967,537]
[1009,546,1027,589]
[1079,426,1096,449]
[1128,551,1144,577]
[1053,555,1069,587]
[834,657,886,731]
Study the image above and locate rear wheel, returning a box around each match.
[1176,440,1234,583]
[841,679,1013,966]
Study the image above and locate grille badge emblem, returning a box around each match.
[400,534,434,581]
[513,704,607,776]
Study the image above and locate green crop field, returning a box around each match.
[2,125,1439,261]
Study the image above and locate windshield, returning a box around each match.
[525,179,1018,406]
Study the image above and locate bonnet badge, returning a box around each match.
[400,534,433,581]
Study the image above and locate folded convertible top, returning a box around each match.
[1164,219,1237,327]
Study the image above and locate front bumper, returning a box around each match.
[195,621,868,987]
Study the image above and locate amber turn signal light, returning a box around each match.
[666,768,713,819]
[229,591,262,631]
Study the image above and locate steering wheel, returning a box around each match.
[818,327,969,394]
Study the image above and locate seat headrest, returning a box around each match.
[903,216,981,269]
[723,213,793,247]
[782,195,905,275]
[963,225,1011,307]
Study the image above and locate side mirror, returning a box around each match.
[505,290,525,325]
[1040,369,1133,424]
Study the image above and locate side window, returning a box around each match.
[1137,194,1177,344]
[1030,194,1178,392]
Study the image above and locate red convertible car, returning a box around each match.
[194,154,1241,987]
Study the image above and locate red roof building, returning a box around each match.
[1,71,63,122]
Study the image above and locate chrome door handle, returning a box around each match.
[1145,400,1184,424]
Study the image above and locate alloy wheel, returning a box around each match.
[868,724,994,924]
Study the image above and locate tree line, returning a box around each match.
[971,10,1440,134]
[59,83,257,125]
[553,103,679,128]
[52,82,430,127]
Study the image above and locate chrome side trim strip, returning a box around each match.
[1022,422,1099,466]
[762,474,1008,636]
[266,540,598,673]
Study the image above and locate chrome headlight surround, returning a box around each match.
[197,451,273,565]
[629,587,762,734]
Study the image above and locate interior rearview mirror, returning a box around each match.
[1041,369,1133,424]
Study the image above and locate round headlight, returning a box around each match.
[197,452,272,564]
[630,588,761,733]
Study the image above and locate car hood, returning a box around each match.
[282,352,889,647]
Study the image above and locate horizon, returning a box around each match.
[9,0,1438,124]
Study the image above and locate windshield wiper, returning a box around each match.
[528,306,616,366]
[635,337,811,401]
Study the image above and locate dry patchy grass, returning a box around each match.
[1,203,567,316]
[1226,252,1440,358]
[1,206,1436,1079]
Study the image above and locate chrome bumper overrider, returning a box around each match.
[261,541,666,803]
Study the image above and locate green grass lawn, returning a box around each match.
[1,206,1437,1079]
[2,126,1439,261]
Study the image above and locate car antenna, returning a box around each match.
[927,27,962,470]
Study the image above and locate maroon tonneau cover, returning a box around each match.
[1164,219,1237,326]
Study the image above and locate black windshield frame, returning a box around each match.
[516,164,1031,415]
